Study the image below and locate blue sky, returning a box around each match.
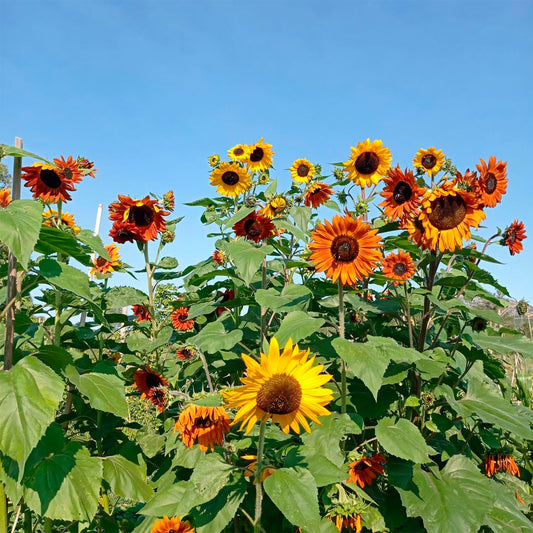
[1,0,532,300]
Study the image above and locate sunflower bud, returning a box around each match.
[333,167,344,180]
[163,190,175,212]
[314,163,322,175]
[161,229,175,244]
[355,201,369,216]
[294,194,304,204]
[208,154,220,167]
[257,173,270,185]
[244,195,258,208]
[0,146,5,160]
[337,190,348,205]
[517,300,528,316]
[471,316,488,332]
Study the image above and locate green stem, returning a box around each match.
[338,280,347,414]
[23,508,31,533]
[143,244,154,309]
[259,258,267,350]
[0,483,6,533]
[254,420,267,533]
[44,518,52,533]
[404,284,414,349]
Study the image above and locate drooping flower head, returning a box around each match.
[22,161,77,203]
[485,454,520,478]
[290,158,315,184]
[327,512,363,533]
[209,162,252,198]
[476,156,507,208]
[347,452,386,488]
[212,250,226,265]
[343,139,392,188]
[379,166,425,222]
[309,213,383,286]
[413,147,445,177]
[222,337,333,434]
[150,515,194,533]
[162,190,175,212]
[76,156,97,178]
[171,307,195,331]
[261,195,288,219]
[400,215,432,250]
[132,304,151,322]
[228,144,249,163]
[89,243,121,278]
[381,251,415,286]
[233,211,275,243]
[245,138,274,172]
[304,183,333,208]
[174,404,231,452]
[503,220,526,256]
[43,208,80,234]
[0,188,12,208]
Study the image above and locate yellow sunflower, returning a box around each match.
[207,154,220,167]
[261,195,288,218]
[419,184,486,252]
[209,162,252,197]
[89,243,121,277]
[228,144,249,163]
[0,188,12,208]
[222,337,333,434]
[343,139,392,188]
[43,208,81,234]
[245,138,274,172]
[290,158,315,184]
[413,147,445,177]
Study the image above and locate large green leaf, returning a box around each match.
[0,144,47,161]
[263,467,321,528]
[484,480,533,532]
[0,199,43,268]
[226,240,273,285]
[126,326,173,354]
[76,230,110,260]
[102,455,153,502]
[105,286,148,309]
[35,226,91,266]
[375,417,433,463]
[222,206,254,229]
[474,333,533,360]
[188,321,243,354]
[0,356,64,465]
[255,285,312,312]
[275,311,324,346]
[39,258,92,300]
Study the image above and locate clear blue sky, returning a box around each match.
[2,0,532,300]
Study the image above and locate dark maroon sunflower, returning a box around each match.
[233,211,275,243]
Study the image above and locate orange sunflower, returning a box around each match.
[343,139,392,188]
[503,220,526,256]
[328,513,363,533]
[381,251,415,286]
[290,158,315,184]
[242,454,275,484]
[134,366,168,412]
[0,188,12,208]
[347,452,386,488]
[22,162,77,203]
[53,155,83,185]
[485,454,520,478]
[108,195,169,243]
[212,250,225,265]
[76,157,98,178]
[171,307,195,331]
[43,208,80,234]
[475,156,508,208]
[379,166,424,221]
[109,221,141,243]
[245,138,274,172]
[89,243,121,277]
[150,515,194,533]
[176,346,195,361]
[400,215,432,250]
[309,213,382,286]
[132,304,151,322]
[304,183,333,208]
[419,185,486,252]
[174,404,231,452]
[233,211,275,242]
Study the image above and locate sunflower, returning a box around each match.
[171,307,195,331]
[304,183,333,208]
[245,138,274,172]
[53,155,83,185]
[76,156,97,178]
[109,195,169,242]
[233,211,275,243]
[290,159,315,184]
[309,213,382,286]
[134,366,168,411]
[503,220,526,256]
[485,454,520,478]
[222,337,333,434]
[400,215,432,250]
[381,251,415,286]
[150,515,194,533]
[471,316,488,332]
[132,304,151,322]
[208,154,220,167]
[43,208,80,234]
[242,455,275,484]
[379,166,424,221]
[216,288,235,316]
[343,139,392,188]
[209,162,252,198]
[89,243,121,278]
[413,147,445,177]
[163,190,175,212]
[476,156,508,208]
[228,144,249,163]
[0,188,12,208]
[174,404,231,452]
[176,346,195,361]
[328,513,363,533]
[21,162,77,203]
[109,221,140,244]
[261,195,288,218]
[419,185,486,253]
[347,452,386,488]
[212,250,226,265]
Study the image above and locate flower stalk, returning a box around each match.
[254,420,267,533]
[338,280,347,414]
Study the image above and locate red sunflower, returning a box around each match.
[77,157,98,178]
[476,156,508,208]
[347,452,386,488]
[216,289,235,315]
[304,183,334,208]
[133,366,168,411]
[233,211,275,243]
[503,220,526,256]
[22,162,77,203]
[379,166,425,221]
[53,155,83,185]
[132,304,151,322]
[176,346,195,361]
[171,307,195,331]
[109,221,141,243]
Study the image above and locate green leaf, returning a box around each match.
[188,321,243,354]
[255,285,312,312]
[286,450,347,487]
[0,356,64,465]
[0,144,47,161]
[474,333,533,359]
[222,206,254,229]
[105,286,148,308]
[0,200,43,268]
[156,256,179,269]
[102,455,153,502]
[76,229,110,260]
[226,240,274,285]
[38,258,92,300]
[35,226,91,265]
[126,326,173,354]
[375,417,433,463]
[290,206,312,233]
[31,346,73,375]
[264,467,321,528]
[275,311,324,346]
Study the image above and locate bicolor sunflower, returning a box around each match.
[176,346,195,361]
[503,220,526,256]
[381,251,415,286]
[261,195,288,218]
[343,139,392,188]
[209,162,251,198]
[304,183,333,208]
[227,144,249,163]
[290,158,315,184]
[21,162,77,203]
[171,307,195,331]
[89,243,121,278]
[108,195,169,242]
[43,208,80,234]
[132,304,151,322]
[309,213,382,286]
[419,185,485,252]
[0,188,12,208]
[233,211,275,242]
[347,452,386,488]
[212,250,225,265]
[413,147,445,177]
[222,337,333,434]
[379,166,425,221]
[174,404,231,452]
[476,156,508,208]
[150,515,194,533]
[245,138,274,172]
[485,454,520,478]
[327,513,363,533]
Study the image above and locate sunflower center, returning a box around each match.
[179,348,194,360]
[194,415,214,429]
[256,374,302,415]
[421,154,437,169]
[62,168,73,180]
[234,147,244,156]
[244,218,263,238]
[427,194,467,230]
[297,164,310,177]
[351,462,369,472]
[146,373,162,389]
[509,230,517,243]
[393,181,413,204]
[392,262,407,275]
[129,205,154,227]
[40,169,62,188]
[355,152,380,175]
[95,256,108,267]
[250,147,264,162]
[331,236,359,262]
[484,172,497,193]
[309,186,321,196]
[222,171,240,185]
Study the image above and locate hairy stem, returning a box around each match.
[338,280,347,414]
[254,420,267,533]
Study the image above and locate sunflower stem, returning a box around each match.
[404,284,414,349]
[44,518,52,533]
[0,483,7,533]
[260,257,267,351]
[254,420,267,533]
[338,280,347,414]
[198,349,214,393]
